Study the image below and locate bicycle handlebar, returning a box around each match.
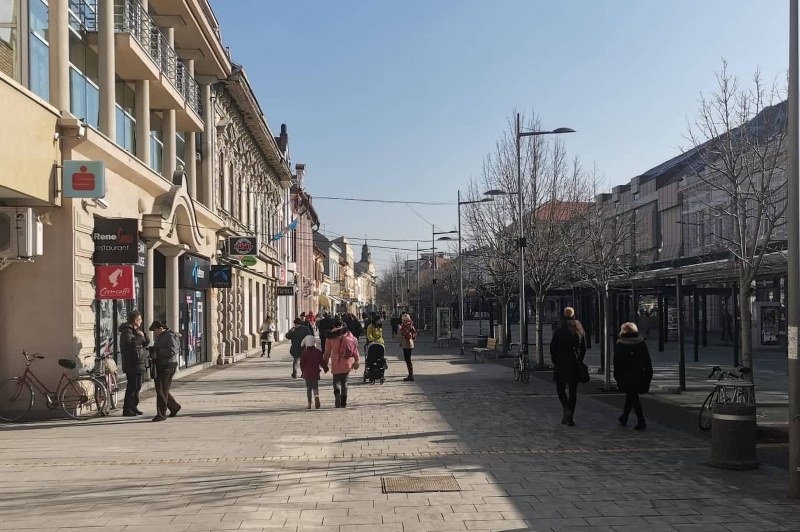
[707,366,721,379]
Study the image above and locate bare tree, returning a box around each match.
[683,61,788,372]
[571,167,633,390]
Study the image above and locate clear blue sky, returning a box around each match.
[210,0,788,272]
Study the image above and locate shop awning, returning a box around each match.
[318,294,332,308]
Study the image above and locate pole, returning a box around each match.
[677,275,686,392]
[693,288,700,362]
[432,224,437,338]
[658,293,665,352]
[416,242,420,324]
[790,0,800,498]
[515,113,526,358]
[458,190,465,356]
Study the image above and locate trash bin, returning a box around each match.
[477,335,488,349]
[709,401,758,470]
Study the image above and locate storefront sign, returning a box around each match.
[93,218,139,264]
[180,255,211,290]
[135,240,147,272]
[96,265,134,300]
[276,285,295,296]
[211,265,232,288]
[228,236,259,256]
[241,256,257,267]
[63,160,106,198]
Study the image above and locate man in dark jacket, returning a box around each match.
[316,312,333,353]
[148,320,182,422]
[285,317,313,378]
[613,322,654,431]
[119,311,149,417]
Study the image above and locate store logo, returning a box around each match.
[96,265,134,300]
[191,260,205,285]
[228,236,258,256]
[93,218,139,265]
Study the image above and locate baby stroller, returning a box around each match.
[363,342,387,384]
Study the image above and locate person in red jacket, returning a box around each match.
[299,335,328,409]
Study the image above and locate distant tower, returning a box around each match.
[360,241,372,264]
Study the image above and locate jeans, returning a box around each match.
[305,379,319,402]
[292,357,300,376]
[403,348,413,375]
[333,373,349,405]
[123,371,143,413]
[556,381,578,412]
[154,363,180,419]
[623,391,644,422]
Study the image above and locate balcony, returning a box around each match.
[86,0,204,130]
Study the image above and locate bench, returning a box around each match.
[473,337,498,363]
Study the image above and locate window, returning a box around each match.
[228,162,234,214]
[175,132,185,171]
[28,0,48,100]
[115,81,136,153]
[0,0,19,79]
[68,20,99,127]
[218,152,225,210]
[150,112,164,174]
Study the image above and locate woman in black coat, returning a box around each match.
[549,307,587,426]
[613,322,654,431]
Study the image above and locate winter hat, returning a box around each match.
[301,335,318,347]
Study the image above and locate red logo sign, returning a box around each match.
[96,265,135,300]
[233,238,253,254]
[72,166,96,191]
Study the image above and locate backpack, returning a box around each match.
[340,334,359,359]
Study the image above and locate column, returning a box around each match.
[144,245,156,325]
[163,249,183,338]
[98,0,116,137]
[135,81,151,165]
[185,59,197,197]
[677,276,686,392]
[163,27,176,179]
[201,83,213,207]
[48,0,70,111]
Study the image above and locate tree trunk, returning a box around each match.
[739,280,753,375]
[500,300,510,355]
[535,298,545,368]
[600,284,613,390]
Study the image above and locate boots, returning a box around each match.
[566,410,575,426]
[341,395,347,408]
[334,391,341,408]
[561,407,569,425]
[404,361,414,381]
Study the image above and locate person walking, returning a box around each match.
[549,307,587,426]
[299,335,328,409]
[390,315,401,337]
[306,310,317,329]
[317,312,333,353]
[614,322,654,431]
[148,321,181,422]
[399,313,417,381]
[258,316,276,357]
[286,317,313,378]
[323,318,360,408]
[366,312,385,347]
[119,311,149,417]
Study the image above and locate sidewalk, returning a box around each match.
[1,337,799,531]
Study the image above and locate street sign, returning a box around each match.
[276,285,295,296]
[241,256,257,267]
[227,236,258,256]
[63,160,106,198]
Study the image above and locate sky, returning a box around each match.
[210,0,789,274]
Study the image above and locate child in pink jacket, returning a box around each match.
[323,318,360,408]
[300,335,328,409]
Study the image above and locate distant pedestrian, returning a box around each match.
[343,313,363,342]
[317,312,333,353]
[390,315,400,337]
[307,310,317,329]
[119,311,149,417]
[549,307,587,426]
[299,312,313,332]
[148,321,181,422]
[399,313,417,381]
[286,318,313,379]
[323,318,360,408]
[258,316,276,357]
[299,335,328,409]
[613,322,653,431]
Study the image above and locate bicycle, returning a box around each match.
[698,365,753,430]
[514,350,531,383]
[0,351,109,422]
[89,353,119,411]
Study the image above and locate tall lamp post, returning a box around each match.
[788,0,799,497]
[486,115,574,360]
[432,226,458,339]
[417,244,435,328]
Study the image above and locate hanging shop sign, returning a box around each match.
[227,236,259,257]
[180,255,211,290]
[96,265,134,300]
[241,256,257,267]
[63,160,106,198]
[93,218,139,264]
[276,285,295,296]
[210,265,232,289]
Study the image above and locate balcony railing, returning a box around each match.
[113,0,202,116]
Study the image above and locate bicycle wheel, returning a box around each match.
[699,390,716,430]
[106,374,119,410]
[60,376,108,420]
[520,366,530,383]
[0,378,34,422]
[513,359,521,381]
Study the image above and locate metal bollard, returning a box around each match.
[708,402,759,470]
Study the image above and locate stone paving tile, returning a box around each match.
[1,341,800,532]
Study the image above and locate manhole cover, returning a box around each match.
[381,475,461,493]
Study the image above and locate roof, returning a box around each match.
[534,200,590,221]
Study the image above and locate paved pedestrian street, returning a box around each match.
[1,341,799,532]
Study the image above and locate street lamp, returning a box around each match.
[486,114,574,361]
[416,244,435,329]
[433,226,458,339]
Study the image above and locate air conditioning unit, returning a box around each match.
[0,207,44,259]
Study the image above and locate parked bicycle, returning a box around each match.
[514,351,531,383]
[0,351,109,422]
[89,353,119,411]
[698,365,753,430]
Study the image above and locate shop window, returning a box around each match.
[28,0,48,100]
